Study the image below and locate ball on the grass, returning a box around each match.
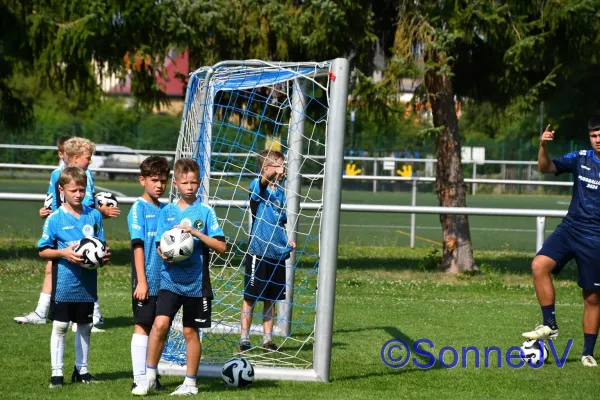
[221,357,254,388]
[520,339,548,365]
[94,191,118,208]
[159,228,194,262]
[44,193,53,210]
[75,237,107,269]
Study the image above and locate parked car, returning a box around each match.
[90,144,173,180]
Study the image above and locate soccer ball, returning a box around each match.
[159,228,194,262]
[44,193,53,210]
[94,192,118,208]
[75,237,107,269]
[221,357,254,388]
[520,339,549,366]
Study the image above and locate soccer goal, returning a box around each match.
[158,59,348,382]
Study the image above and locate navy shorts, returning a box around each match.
[537,223,600,290]
[243,254,287,302]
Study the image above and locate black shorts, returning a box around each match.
[538,222,600,290]
[244,254,287,302]
[155,290,212,328]
[49,301,94,324]
[132,296,158,326]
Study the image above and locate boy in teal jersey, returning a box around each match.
[38,166,111,388]
[133,159,227,396]
[128,156,170,393]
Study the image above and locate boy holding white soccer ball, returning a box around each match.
[37,166,111,389]
[133,159,227,396]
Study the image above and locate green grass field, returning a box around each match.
[2,177,595,399]
[2,241,599,400]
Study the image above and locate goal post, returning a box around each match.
[159,58,348,383]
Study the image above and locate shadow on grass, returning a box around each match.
[333,325,446,382]
[336,252,579,282]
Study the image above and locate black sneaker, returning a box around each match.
[49,375,64,389]
[238,341,252,352]
[263,341,278,351]
[72,367,100,383]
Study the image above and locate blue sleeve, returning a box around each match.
[128,202,145,242]
[552,152,578,175]
[38,214,56,249]
[49,170,60,211]
[250,178,267,202]
[95,211,106,242]
[83,170,95,208]
[206,207,225,238]
[156,208,167,246]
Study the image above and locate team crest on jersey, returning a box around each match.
[194,220,204,231]
[273,199,281,208]
[82,224,94,237]
[180,218,192,227]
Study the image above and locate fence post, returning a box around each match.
[536,216,546,252]
[410,179,417,248]
[373,158,377,193]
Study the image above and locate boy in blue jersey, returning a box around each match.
[15,137,119,330]
[38,166,110,389]
[133,159,227,396]
[238,150,295,353]
[523,117,600,367]
[128,156,170,394]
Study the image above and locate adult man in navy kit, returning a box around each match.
[523,116,600,367]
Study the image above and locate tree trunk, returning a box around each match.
[424,70,477,273]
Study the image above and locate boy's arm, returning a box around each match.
[176,208,227,255]
[539,125,557,174]
[38,216,83,265]
[128,204,148,299]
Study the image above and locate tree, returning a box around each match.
[386,0,600,273]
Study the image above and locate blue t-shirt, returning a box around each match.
[128,198,165,296]
[553,150,600,233]
[155,199,225,298]
[47,167,95,210]
[37,205,105,302]
[247,178,293,261]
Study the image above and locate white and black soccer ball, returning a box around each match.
[159,228,194,262]
[75,237,107,269]
[94,192,118,208]
[221,357,254,388]
[520,339,549,366]
[44,193,53,210]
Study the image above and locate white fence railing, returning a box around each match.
[0,192,563,253]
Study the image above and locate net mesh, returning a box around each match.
[161,61,331,370]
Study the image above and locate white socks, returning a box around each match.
[131,334,149,382]
[263,332,272,344]
[184,376,197,387]
[36,293,51,318]
[93,300,101,316]
[75,322,92,375]
[51,321,69,377]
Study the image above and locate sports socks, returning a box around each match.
[541,304,558,330]
[75,322,92,375]
[51,321,69,377]
[583,333,598,357]
[131,334,149,382]
[36,293,51,319]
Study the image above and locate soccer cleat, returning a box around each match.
[156,376,167,391]
[72,367,100,384]
[14,311,47,325]
[522,324,559,340]
[582,355,598,367]
[132,381,149,396]
[238,341,252,352]
[263,341,278,351]
[170,384,198,396]
[49,376,64,389]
